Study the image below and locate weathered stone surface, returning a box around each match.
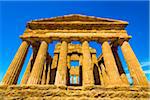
[0,85,149,99]
[100,63,110,86]
[111,46,129,85]
[70,66,79,76]
[41,62,47,85]
[51,53,58,69]
[102,41,123,85]
[21,33,130,43]
[67,55,71,69]
[121,41,148,86]
[82,41,94,86]
[55,41,68,86]
[46,57,52,84]
[21,54,33,84]
[54,43,96,54]
[1,14,148,99]
[27,41,48,84]
[2,41,30,85]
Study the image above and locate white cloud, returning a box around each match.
[141,61,150,67]
[144,70,150,74]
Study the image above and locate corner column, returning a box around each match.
[54,41,68,86]
[121,41,148,86]
[2,41,30,85]
[101,41,122,85]
[82,41,94,86]
[27,41,48,84]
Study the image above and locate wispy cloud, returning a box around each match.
[141,61,150,67]
[144,70,150,74]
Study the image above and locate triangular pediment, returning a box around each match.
[31,14,127,24]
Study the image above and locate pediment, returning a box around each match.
[27,14,128,30]
[31,14,128,24]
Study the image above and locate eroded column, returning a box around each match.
[27,41,48,84]
[51,54,58,69]
[82,41,94,86]
[100,63,110,86]
[46,56,52,84]
[121,41,148,86]
[54,41,68,86]
[21,54,33,84]
[2,41,30,85]
[41,62,47,85]
[101,41,122,85]
[112,46,129,85]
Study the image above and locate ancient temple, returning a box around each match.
[1,14,148,87]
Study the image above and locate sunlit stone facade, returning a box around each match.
[2,14,148,87]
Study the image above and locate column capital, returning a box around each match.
[80,39,90,43]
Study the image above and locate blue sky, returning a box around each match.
[0,1,149,84]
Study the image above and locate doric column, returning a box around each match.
[46,57,52,84]
[101,41,122,85]
[27,41,48,84]
[97,66,104,86]
[67,55,71,69]
[54,41,68,86]
[41,62,47,85]
[82,41,94,86]
[2,41,30,85]
[121,41,148,86]
[20,54,33,84]
[51,53,58,69]
[100,63,110,85]
[111,46,129,85]
[79,55,83,66]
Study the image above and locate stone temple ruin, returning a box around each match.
[0,14,149,99]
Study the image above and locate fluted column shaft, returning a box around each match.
[41,62,47,85]
[121,41,148,86]
[82,41,94,86]
[2,41,29,85]
[46,57,52,84]
[27,41,48,84]
[21,54,33,84]
[112,46,129,85]
[102,41,122,85]
[51,54,58,69]
[100,63,110,85]
[54,41,68,86]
